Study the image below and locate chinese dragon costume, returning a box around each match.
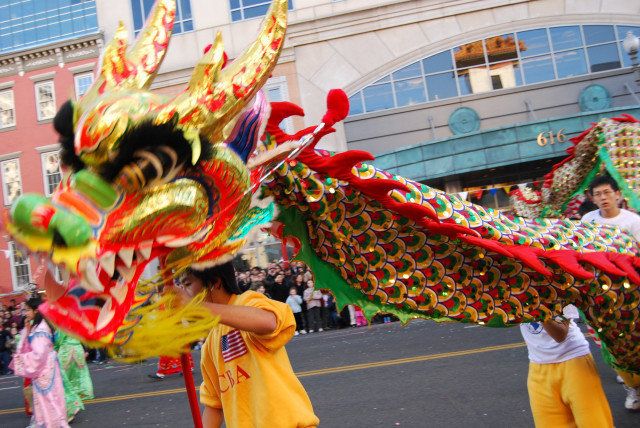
[2,0,639,378]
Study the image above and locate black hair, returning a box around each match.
[101,118,193,182]
[54,100,86,172]
[186,262,240,295]
[588,174,619,194]
[25,296,45,327]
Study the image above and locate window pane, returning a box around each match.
[132,0,144,30]
[485,34,518,63]
[392,62,421,80]
[617,25,640,40]
[231,10,242,21]
[244,4,270,19]
[555,49,587,78]
[426,72,458,100]
[522,55,555,84]
[423,51,453,73]
[457,67,491,95]
[394,78,426,107]
[587,43,621,72]
[550,26,582,51]
[517,29,550,57]
[584,25,616,45]
[454,41,485,68]
[489,61,522,89]
[230,0,240,8]
[348,93,364,115]
[180,0,192,20]
[363,84,394,112]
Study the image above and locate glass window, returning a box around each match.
[263,77,293,133]
[522,55,555,84]
[348,24,630,116]
[394,78,426,107]
[618,26,640,67]
[74,72,94,98]
[423,51,453,74]
[348,93,364,116]
[392,62,421,80]
[583,25,616,45]
[426,72,458,101]
[10,241,31,291]
[485,34,518,63]
[132,0,193,35]
[517,29,550,58]
[0,1,98,54]
[230,0,294,22]
[587,43,621,72]
[0,90,16,128]
[454,41,486,68]
[35,81,56,121]
[41,151,62,196]
[1,158,22,206]
[550,26,582,51]
[617,25,640,40]
[458,67,491,95]
[554,49,587,78]
[363,84,394,112]
[489,61,522,89]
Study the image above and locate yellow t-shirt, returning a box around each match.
[200,291,319,428]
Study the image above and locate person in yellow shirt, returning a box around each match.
[176,262,319,428]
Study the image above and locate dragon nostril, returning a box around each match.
[52,230,68,248]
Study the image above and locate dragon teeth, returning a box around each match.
[81,259,104,293]
[116,265,136,282]
[96,297,114,331]
[118,248,135,268]
[110,281,128,305]
[137,241,153,260]
[99,252,116,277]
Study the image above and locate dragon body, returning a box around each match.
[2,0,639,375]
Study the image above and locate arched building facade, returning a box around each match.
[285,0,640,204]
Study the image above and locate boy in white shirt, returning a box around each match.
[582,174,640,410]
[520,305,613,427]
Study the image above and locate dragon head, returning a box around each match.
[4,0,288,345]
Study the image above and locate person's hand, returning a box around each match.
[171,285,193,308]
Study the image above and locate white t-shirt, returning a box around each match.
[581,208,640,242]
[520,305,591,364]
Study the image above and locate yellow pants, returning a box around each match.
[616,370,640,388]
[527,354,613,428]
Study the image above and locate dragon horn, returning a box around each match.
[156,0,288,150]
[76,0,177,117]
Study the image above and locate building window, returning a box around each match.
[0,1,98,54]
[230,0,293,22]
[74,72,94,98]
[9,241,31,291]
[0,89,15,128]
[35,81,56,121]
[264,76,293,133]
[349,24,637,116]
[1,158,22,206]
[41,151,62,197]
[132,0,193,35]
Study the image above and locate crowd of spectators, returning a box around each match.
[235,260,395,334]
[0,298,23,375]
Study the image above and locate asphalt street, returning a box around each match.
[0,320,637,427]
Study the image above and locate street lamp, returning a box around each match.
[623,30,640,85]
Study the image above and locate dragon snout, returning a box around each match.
[11,194,92,247]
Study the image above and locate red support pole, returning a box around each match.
[181,352,202,428]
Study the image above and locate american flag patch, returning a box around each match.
[221,330,248,362]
